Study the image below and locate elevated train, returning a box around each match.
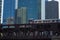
[29,19,60,24]
[0,19,60,39]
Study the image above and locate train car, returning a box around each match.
[29,19,60,24]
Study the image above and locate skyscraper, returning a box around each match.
[3,0,15,24]
[15,0,41,20]
[45,0,59,19]
[0,0,2,23]
[0,0,4,24]
[16,7,27,24]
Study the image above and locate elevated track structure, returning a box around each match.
[0,23,60,40]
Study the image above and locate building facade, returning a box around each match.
[0,0,4,24]
[3,0,15,24]
[18,0,41,20]
[0,0,2,23]
[16,7,27,24]
[45,0,59,19]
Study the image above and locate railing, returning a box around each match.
[0,23,60,39]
